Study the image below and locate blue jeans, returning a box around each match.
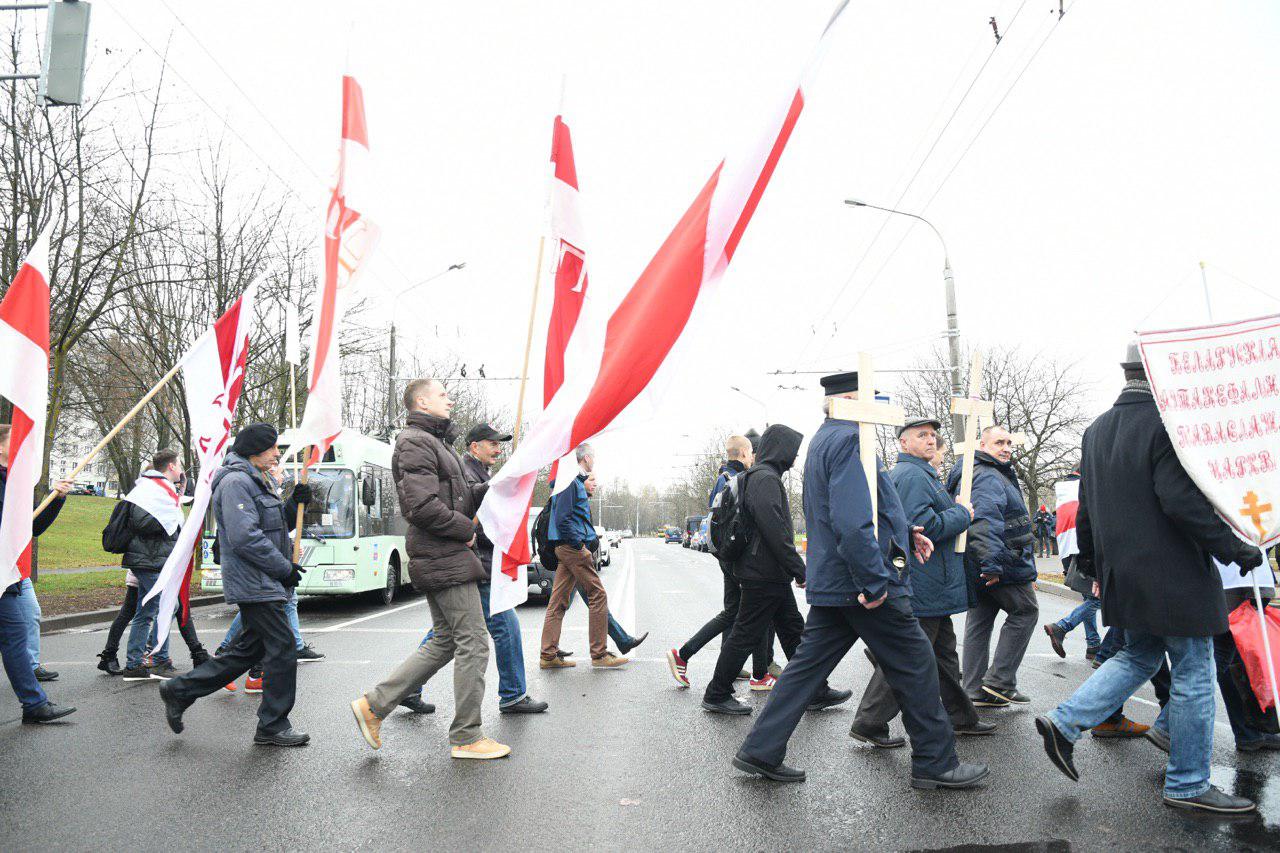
[221,589,304,651]
[575,584,634,648]
[1048,632,1215,799]
[1055,595,1101,649]
[17,577,40,666]
[1,586,46,710]
[126,571,169,669]
[422,582,526,706]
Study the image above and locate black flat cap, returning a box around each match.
[465,423,512,445]
[897,416,942,438]
[820,371,859,395]
[231,423,278,457]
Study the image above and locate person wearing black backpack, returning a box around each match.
[700,425,851,715]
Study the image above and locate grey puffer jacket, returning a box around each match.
[212,452,295,604]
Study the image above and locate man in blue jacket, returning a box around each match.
[732,373,988,790]
[946,425,1039,707]
[850,416,996,747]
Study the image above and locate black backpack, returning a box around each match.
[708,471,752,560]
[531,506,559,572]
[101,501,133,554]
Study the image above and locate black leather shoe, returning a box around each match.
[399,695,436,714]
[1035,715,1078,781]
[1238,734,1280,752]
[849,723,906,748]
[807,687,853,711]
[911,762,990,789]
[254,728,311,747]
[158,681,186,734]
[955,720,998,736]
[33,665,58,682]
[96,653,122,676]
[1163,785,1256,814]
[500,696,549,714]
[732,752,805,783]
[1145,727,1171,754]
[619,632,649,654]
[21,701,76,724]
[702,697,753,715]
[556,649,574,659]
[1043,623,1067,658]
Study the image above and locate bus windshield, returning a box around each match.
[284,469,355,539]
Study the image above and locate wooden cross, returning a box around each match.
[828,352,905,534]
[951,351,994,553]
[1240,491,1273,538]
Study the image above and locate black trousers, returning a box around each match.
[167,600,297,734]
[738,597,959,777]
[855,614,977,731]
[705,582,806,703]
[101,584,205,659]
[679,558,771,673]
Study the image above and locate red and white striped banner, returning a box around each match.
[481,3,850,615]
[0,228,52,590]
[1054,478,1079,558]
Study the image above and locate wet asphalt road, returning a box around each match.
[4,538,1279,852]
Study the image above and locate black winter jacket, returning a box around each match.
[108,499,179,573]
[735,424,806,586]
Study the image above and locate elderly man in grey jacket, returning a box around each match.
[158,423,312,747]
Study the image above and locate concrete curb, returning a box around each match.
[41,594,226,634]
[1034,579,1082,602]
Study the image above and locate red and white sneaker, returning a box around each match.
[749,674,777,692]
[244,674,264,694]
[666,649,690,688]
[223,681,237,692]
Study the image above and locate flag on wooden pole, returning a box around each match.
[0,227,52,590]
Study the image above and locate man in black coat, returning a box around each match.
[1035,343,1263,815]
[699,424,849,714]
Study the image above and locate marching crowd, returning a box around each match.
[2,346,1277,813]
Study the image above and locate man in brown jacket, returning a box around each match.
[350,378,510,760]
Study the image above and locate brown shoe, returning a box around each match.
[451,737,512,760]
[540,655,576,669]
[1091,716,1150,738]
[592,653,629,668]
[350,696,383,750]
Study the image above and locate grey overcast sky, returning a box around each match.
[84,1,1280,489]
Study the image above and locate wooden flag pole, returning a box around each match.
[827,352,905,535]
[511,235,546,449]
[952,351,992,552]
[33,358,185,518]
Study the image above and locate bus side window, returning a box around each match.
[359,465,384,537]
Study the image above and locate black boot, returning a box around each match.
[96,651,122,676]
[190,647,211,668]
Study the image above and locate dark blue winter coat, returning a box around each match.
[889,452,971,617]
[946,451,1035,585]
[708,459,746,508]
[549,472,594,548]
[803,418,912,606]
[212,453,297,604]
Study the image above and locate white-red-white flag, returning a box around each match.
[144,282,258,641]
[481,4,850,615]
[1054,478,1079,558]
[0,227,52,590]
[293,75,380,465]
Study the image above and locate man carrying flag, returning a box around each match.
[0,229,76,724]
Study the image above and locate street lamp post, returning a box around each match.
[385,262,465,434]
[844,199,964,438]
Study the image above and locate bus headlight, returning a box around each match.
[323,569,355,584]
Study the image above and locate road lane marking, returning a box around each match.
[312,598,428,633]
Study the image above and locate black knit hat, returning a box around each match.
[231,423,278,457]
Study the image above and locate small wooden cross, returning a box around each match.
[828,352,906,534]
[951,351,994,553]
[1240,491,1273,538]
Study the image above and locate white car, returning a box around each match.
[593,525,612,568]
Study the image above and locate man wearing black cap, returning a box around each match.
[850,415,995,747]
[732,372,988,790]
[158,423,313,746]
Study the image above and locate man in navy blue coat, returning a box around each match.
[732,373,989,790]
[850,416,996,747]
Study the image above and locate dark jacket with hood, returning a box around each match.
[946,451,1036,586]
[394,411,487,592]
[735,425,806,586]
[461,452,495,568]
[0,465,65,595]
[211,452,298,604]
[890,452,971,617]
[709,459,747,508]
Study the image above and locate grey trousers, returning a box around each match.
[962,581,1039,694]
[855,614,978,732]
[365,582,489,746]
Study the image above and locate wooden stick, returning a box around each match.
[857,353,879,534]
[511,234,546,449]
[33,358,185,518]
[291,460,310,564]
[954,350,986,553]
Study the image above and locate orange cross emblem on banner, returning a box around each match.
[1239,491,1273,538]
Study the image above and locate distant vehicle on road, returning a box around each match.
[664,527,682,543]
[621,528,633,539]
[69,483,97,496]
[594,525,612,568]
[691,515,711,552]
[683,514,704,548]
[526,505,554,600]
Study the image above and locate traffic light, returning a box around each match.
[38,1,92,107]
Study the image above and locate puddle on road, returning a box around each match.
[1198,764,1280,849]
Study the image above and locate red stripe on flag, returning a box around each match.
[341,76,369,147]
[568,166,720,447]
[723,89,804,263]
[543,247,586,405]
[0,263,51,351]
[9,409,36,579]
[550,115,579,190]
[212,293,244,385]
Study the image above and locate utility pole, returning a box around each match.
[0,2,91,106]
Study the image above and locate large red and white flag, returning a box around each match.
[144,283,258,641]
[292,75,380,465]
[1054,478,1079,558]
[0,228,52,590]
[481,4,850,614]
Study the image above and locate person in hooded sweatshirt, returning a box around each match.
[157,423,312,747]
[699,424,851,715]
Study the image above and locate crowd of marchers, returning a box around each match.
[2,345,1276,812]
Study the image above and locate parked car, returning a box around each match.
[664,527,682,543]
[69,483,96,496]
[683,514,704,548]
[593,525,612,568]
[691,515,711,552]
[526,506,554,600]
